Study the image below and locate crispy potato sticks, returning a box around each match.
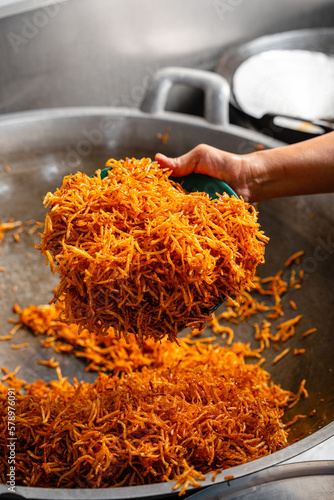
[0,338,292,491]
[37,158,267,342]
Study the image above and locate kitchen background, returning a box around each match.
[0,0,334,115]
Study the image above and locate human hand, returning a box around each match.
[156,132,334,202]
[155,144,255,202]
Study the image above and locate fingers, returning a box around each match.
[156,144,227,179]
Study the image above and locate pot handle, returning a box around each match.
[259,113,334,136]
[140,66,230,126]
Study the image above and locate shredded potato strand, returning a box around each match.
[37,158,267,342]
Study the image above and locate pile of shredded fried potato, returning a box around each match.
[37,157,267,342]
[0,336,295,492]
[0,253,311,494]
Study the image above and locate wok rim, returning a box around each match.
[1,429,333,498]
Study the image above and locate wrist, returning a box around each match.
[242,148,288,202]
[238,150,272,202]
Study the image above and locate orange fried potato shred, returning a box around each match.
[37,157,268,343]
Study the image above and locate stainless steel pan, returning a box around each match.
[216,28,334,143]
[0,68,333,499]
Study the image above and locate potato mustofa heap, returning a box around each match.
[38,157,267,342]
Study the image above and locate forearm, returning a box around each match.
[156,132,334,203]
[245,132,334,202]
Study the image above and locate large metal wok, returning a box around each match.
[0,68,333,499]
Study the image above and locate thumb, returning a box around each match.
[155,152,194,176]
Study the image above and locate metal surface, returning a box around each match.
[0,68,334,498]
[188,462,334,500]
[216,28,334,142]
[1,0,334,115]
